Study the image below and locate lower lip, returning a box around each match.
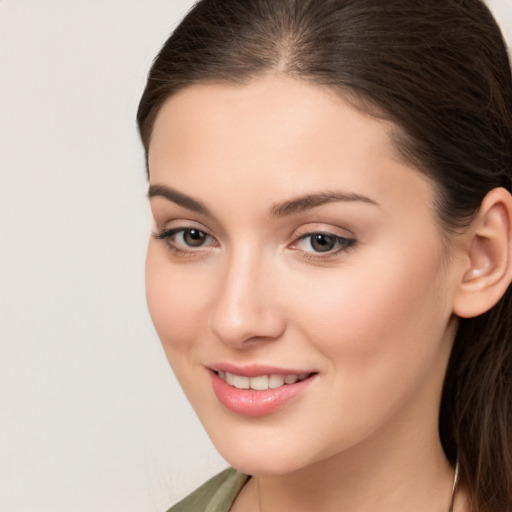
[209,371,316,417]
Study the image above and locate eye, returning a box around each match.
[293,231,356,255]
[154,227,217,252]
[180,228,209,247]
[307,233,338,252]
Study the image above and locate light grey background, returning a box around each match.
[1,1,511,511]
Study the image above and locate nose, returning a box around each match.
[208,248,286,348]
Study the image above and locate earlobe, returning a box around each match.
[453,187,512,318]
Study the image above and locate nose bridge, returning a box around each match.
[209,242,283,346]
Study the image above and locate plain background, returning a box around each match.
[1,1,511,511]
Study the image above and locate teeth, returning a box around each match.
[219,371,310,390]
[233,375,250,389]
[268,374,285,388]
[250,375,268,390]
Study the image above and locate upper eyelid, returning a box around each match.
[155,222,356,246]
[295,229,353,239]
[291,223,355,239]
[155,220,215,237]
[152,213,227,239]
[291,232,356,247]
[158,226,216,240]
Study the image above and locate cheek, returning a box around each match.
[289,241,451,380]
[145,242,207,356]
[271,243,454,456]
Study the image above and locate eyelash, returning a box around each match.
[153,227,218,256]
[292,232,357,259]
[153,227,357,259]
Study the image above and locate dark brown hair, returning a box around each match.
[137,1,512,510]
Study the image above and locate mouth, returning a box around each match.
[216,370,313,390]
[208,366,318,417]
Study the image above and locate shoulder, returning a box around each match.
[166,467,250,512]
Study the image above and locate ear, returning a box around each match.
[453,187,512,318]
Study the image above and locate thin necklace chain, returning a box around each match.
[256,461,460,512]
[447,461,460,512]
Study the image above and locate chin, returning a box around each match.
[204,423,326,477]
[222,449,309,477]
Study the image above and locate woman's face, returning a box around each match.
[146,77,461,475]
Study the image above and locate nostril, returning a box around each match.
[209,307,286,347]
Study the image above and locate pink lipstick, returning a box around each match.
[208,364,317,417]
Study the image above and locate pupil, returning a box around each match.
[311,234,335,252]
[184,229,206,247]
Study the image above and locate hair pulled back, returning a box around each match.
[137,1,512,510]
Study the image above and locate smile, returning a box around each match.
[217,371,312,390]
[209,367,317,417]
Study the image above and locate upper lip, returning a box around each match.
[207,363,316,377]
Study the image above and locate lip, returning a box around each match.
[208,363,315,378]
[208,366,317,417]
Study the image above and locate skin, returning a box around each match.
[146,76,470,511]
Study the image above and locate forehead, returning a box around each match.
[150,77,391,149]
[150,78,390,170]
[148,76,434,219]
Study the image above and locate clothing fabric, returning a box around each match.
[167,468,249,512]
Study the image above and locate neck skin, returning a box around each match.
[232,321,462,512]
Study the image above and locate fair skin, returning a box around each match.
[146,76,511,511]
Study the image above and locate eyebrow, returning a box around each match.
[148,184,378,218]
[271,191,378,218]
[148,184,211,216]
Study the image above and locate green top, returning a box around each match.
[167,468,250,512]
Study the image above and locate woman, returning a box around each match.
[137,1,512,511]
